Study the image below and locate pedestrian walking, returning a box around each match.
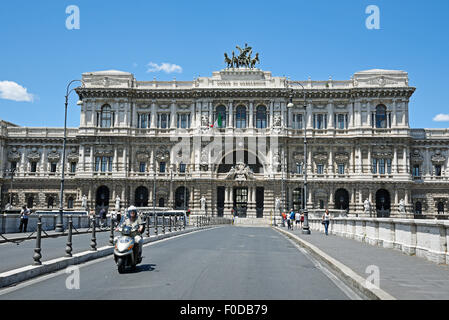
[295,211,301,230]
[99,207,107,228]
[281,211,287,227]
[322,209,331,236]
[300,211,305,229]
[18,205,31,232]
[289,209,295,230]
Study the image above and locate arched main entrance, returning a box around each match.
[334,188,349,211]
[376,189,390,217]
[175,186,189,209]
[135,186,149,207]
[96,186,110,208]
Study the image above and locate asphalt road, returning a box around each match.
[0,227,172,273]
[0,226,353,300]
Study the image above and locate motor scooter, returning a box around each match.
[113,224,142,273]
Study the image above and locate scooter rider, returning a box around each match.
[120,205,145,263]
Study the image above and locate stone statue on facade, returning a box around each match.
[200,196,207,213]
[81,194,87,209]
[115,196,121,211]
[363,199,371,215]
[399,199,406,213]
[224,44,259,69]
[275,197,281,214]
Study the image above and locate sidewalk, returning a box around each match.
[281,226,449,299]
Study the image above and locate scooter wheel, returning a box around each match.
[117,258,125,274]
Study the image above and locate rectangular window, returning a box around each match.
[412,164,420,177]
[372,158,377,174]
[317,164,324,174]
[70,162,77,173]
[50,163,57,173]
[159,162,166,173]
[30,162,37,173]
[180,163,186,173]
[95,157,100,172]
[10,161,17,171]
[337,114,346,129]
[293,114,303,129]
[317,114,323,129]
[138,114,148,128]
[296,163,302,174]
[108,156,113,172]
[177,114,191,129]
[379,159,385,174]
[101,156,107,172]
[435,165,442,176]
[158,114,170,129]
[139,162,146,173]
[387,159,392,174]
[96,156,112,172]
[338,164,345,175]
[314,114,326,129]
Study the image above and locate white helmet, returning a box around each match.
[127,205,138,214]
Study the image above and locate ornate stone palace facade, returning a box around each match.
[1,67,448,218]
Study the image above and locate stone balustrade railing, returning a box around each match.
[308,217,449,265]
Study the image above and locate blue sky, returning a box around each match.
[0,0,448,128]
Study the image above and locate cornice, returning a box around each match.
[76,86,416,100]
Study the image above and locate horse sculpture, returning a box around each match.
[224,44,260,69]
[250,53,260,68]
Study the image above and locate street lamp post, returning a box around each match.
[55,80,83,233]
[287,82,311,234]
[4,168,16,209]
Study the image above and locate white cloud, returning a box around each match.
[433,114,449,122]
[0,81,34,102]
[146,62,182,74]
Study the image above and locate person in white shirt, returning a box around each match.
[295,211,301,230]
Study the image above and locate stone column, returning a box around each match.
[393,147,398,173]
[150,101,156,128]
[327,101,333,129]
[228,101,233,128]
[269,101,273,128]
[170,100,176,128]
[249,101,254,128]
[90,146,94,172]
[392,99,397,127]
[328,147,334,176]
[367,148,371,174]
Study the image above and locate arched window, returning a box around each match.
[415,201,422,214]
[175,187,189,209]
[437,201,444,214]
[100,104,112,128]
[215,106,226,128]
[27,196,34,208]
[135,186,149,207]
[47,196,54,209]
[292,188,303,212]
[375,105,387,128]
[67,197,74,209]
[256,105,267,129]
[235,106,247,128]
